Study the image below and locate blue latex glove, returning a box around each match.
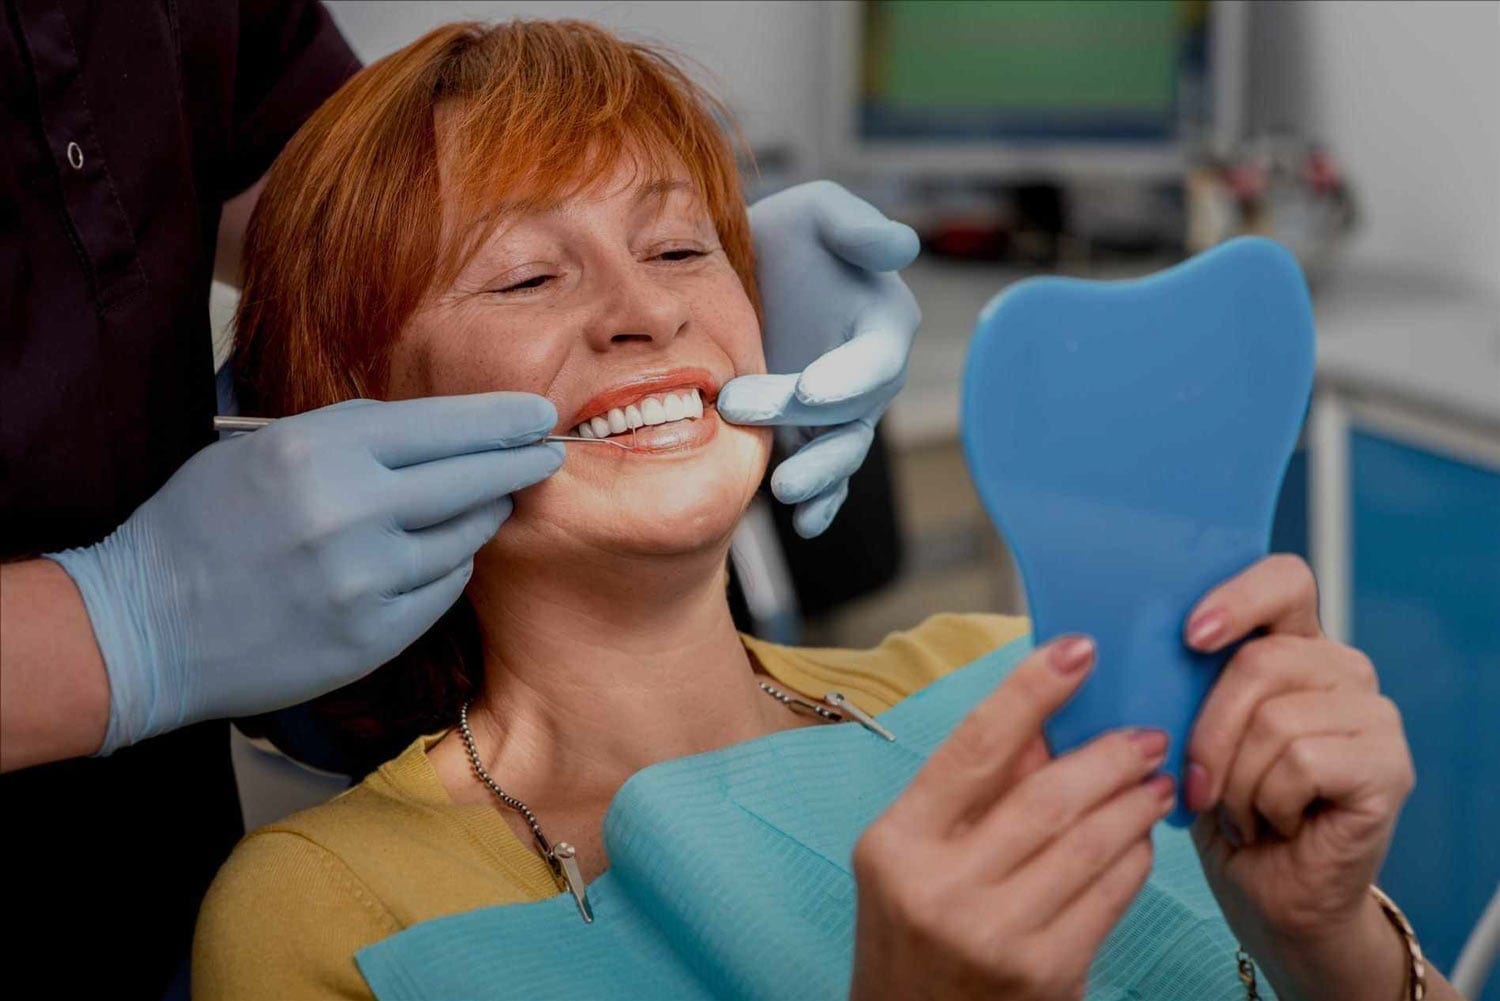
[717,181,921,538]
[50,393,562,754]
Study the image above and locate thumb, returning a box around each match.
[794,300,910,407]
[813,186,920,273]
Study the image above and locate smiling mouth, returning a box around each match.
[572,387,706,440]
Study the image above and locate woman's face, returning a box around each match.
[388,156,770,564]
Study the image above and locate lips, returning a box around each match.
[557,366,724,456]
[564,367,719,431]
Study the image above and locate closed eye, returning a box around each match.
[493,274,552,293]
[654,248,707,262]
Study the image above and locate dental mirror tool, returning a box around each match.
[213,415,638,450]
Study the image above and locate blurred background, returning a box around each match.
[219,2,1499,993]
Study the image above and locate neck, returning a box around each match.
[460,541,784,805]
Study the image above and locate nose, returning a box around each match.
[581,258,690,352]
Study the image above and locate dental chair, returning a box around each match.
[1453,882,1500,999]
[727,424,904,645]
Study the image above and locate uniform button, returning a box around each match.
[66,141,84,170]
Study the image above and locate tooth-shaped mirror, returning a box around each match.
[961,237,1315,825]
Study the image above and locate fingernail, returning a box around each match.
[1218,810,1244,849]
[1187,611,1225,649]
[1148,773,1176,808]
[1051,636,1095,675]
[1185,762,1212,813]
[1129,728,1169,763]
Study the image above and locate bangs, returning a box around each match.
[432,21,750,286]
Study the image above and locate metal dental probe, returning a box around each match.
[213,415,638,450]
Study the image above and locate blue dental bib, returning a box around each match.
[961,237,1315,825]
[357,638,1272,1000]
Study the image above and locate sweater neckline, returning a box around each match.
[371,633,865,897]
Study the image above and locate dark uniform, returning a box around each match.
[1,2,356,995]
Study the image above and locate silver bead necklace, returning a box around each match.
[458,680,893,923]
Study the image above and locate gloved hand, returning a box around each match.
[49,393,562,754]
[717,181,921,538]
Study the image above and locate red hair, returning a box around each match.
[232,21,758,771]
[235,18,757,416]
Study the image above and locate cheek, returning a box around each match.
[387,310,559,400]
[688,269,765,379]
[721,287,766,378]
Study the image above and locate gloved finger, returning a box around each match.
[793,293,916,407]
[393,498,512,594]
[714,373,799,424]
[392,442,564,530]
[770,421,875,505]
[812,185,921,273]
[792,479,850,540]
[717,374,878,428]
[379,559,477,662]
[329,392,557,469]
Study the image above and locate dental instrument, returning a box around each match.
[213,415,637,450]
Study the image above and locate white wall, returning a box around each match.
[219,1,1497,362]
[324,2,1499,300]
[216,1,827,371]
[1252,0,1500,297]
[324,1,826,169]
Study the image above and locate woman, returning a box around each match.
[194,20,1453,1001]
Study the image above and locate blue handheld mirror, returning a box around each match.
[961,237,1315,825]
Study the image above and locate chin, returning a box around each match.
[606,491,746,555]
[500,421,770,562]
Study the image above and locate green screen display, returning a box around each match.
[860,1,1205,142]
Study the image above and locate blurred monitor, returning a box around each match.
[824,0,1247,180]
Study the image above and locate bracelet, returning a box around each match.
[1236,885,1427,1001]
[1370,885,1427,1001]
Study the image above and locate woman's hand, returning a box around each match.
[1183,554,1425,1000]
[850,637,1175,1001]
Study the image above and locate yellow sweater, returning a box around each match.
[192,613,1029,1000]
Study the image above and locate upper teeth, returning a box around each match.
[576,388,704,438]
